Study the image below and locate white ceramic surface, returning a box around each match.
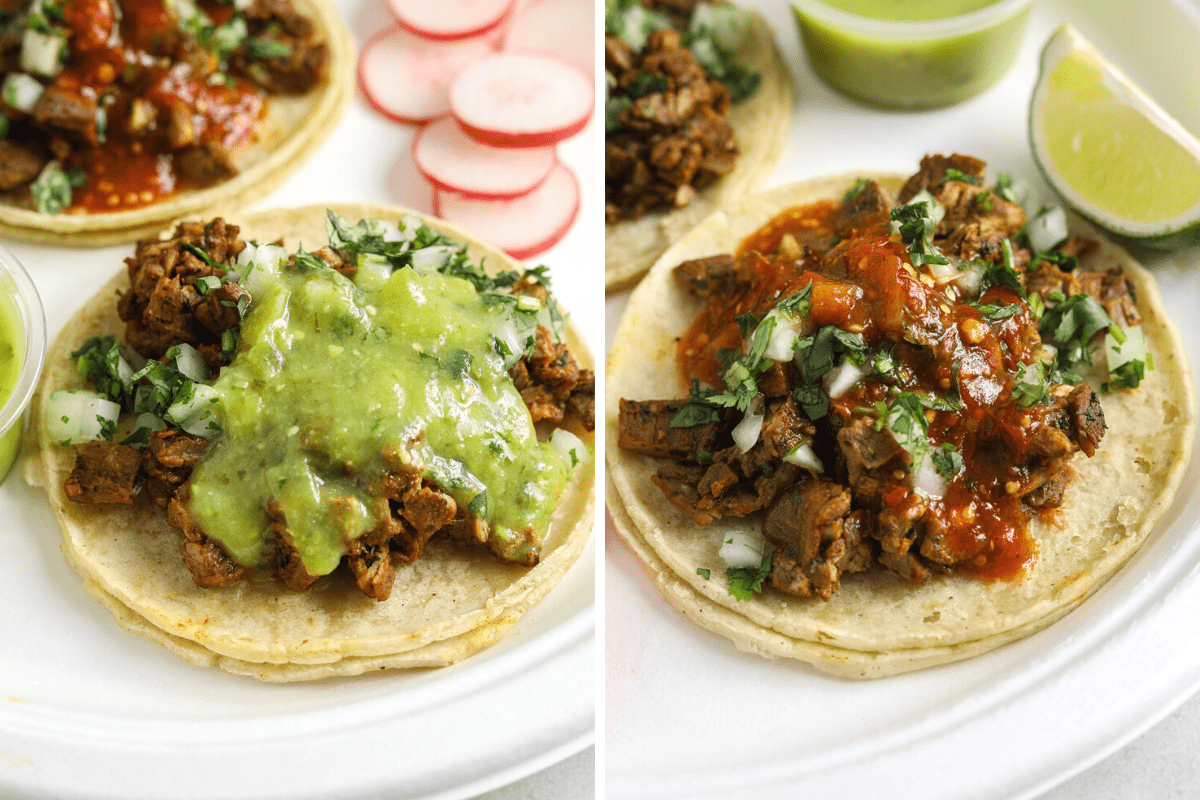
[0,0,599,795]
[605,0,1200,796]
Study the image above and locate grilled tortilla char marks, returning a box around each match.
[0,0,331,213]
[617,155,1135,599]
[63,216,595,599]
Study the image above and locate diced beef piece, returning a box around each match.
[400,484,457,539]
[768,488,873,602]
[527,325,579,400]
[238,39,331,94]
[605,32,635,74]
[618,398,723,461]
[347,532,395,601]
[148,429,212,469]
[176,143,238,187]
[836,415,901,503]
[145,275,200,342]
[933,180,1027,265]
[565,369,596,432]
[897,153,987,203]
[169,491,248,588]
[166,102,198,150]
[64,441,143,504]
[1068,383,1106,458]
[32,84,99,144]
[831,179,894,237]
[1025,259,1080,302]
[758,396,815,461]
[1074,267,1141,328]
[672,254,737,297]
[649,463,712,523]
[265,500,319,591]
[673,448,801,522]
[877,549,931,585]
[1023,468,1070,509]
[195,281,249,335]
[0,140,45,191]
[441,509,491,547]
[1058,235,1099,261]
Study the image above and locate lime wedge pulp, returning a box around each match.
[1029,25,1200,248]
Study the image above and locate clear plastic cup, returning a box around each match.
[0,244,46,482]
[791,0,1034,110]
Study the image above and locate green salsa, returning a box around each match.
[187,253,570,576]
[812,0,1002,22]
[0,291,22,480]
[791,0,1031,109]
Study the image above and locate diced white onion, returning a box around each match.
[46,390,120,445]
[165,384,222,438]
[762,310,800,362]
[410,245,456,272]
[718,529,764,570]
[1027,205,1069,254]
[909,189,945,227]
[731,401,764,453]
[783,442,823,473]
[238,243,285,297]
[954,260,986,297]
[550,428,589,468]
[1105,325,1146,372]
[172,343,209,382]
[20,29,65,78]
[2,73,44,113]
[491,316,529,368]
[824,359,867,398]
[912,453,947,500]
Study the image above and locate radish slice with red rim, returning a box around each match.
[434,162,580,260]
[450,52,593,148]
[388,0,516,41]
[413,116,555,199]
[502,0,594,75]
[359,27,496,124]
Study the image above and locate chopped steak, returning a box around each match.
[617,154,1130,600]
[64,442,143,504]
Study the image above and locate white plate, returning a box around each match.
[604,0,1200,796]
[0,0,599,794]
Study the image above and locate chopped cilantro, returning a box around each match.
[626,74,669,98]
[727,550,773,601]
[1012,362,1050,407]
[245,37,292,60]
[882,391,929,467]
[939,168,981,186]
[696,567,711,580]
[931,442,963,479]
[842,178,870,205]
[669,381,722,428]
[890,202,949,268]
[31,162,73,215]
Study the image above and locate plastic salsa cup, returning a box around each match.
[791,0,1034,110]
[0,244,46,483]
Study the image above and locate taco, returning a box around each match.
[607,155,1196,678]
[604,0,792,290]
[0,0,353,246]
[25,202,595,681]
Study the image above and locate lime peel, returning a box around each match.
[1029,24,1200,249]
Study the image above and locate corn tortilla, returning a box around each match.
[606,173,1196,678]
[0,0,355,247]
[25,203,595,681]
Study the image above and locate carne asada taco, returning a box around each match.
[604,0,792,289]
[0,0,353,246]
[25,202,595,680]
[607,156,1195,678]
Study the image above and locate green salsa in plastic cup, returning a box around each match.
[0,245,45,483]
[791,0,1033,110]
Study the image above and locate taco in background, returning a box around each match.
[604,0,792,289]
[25,202,595,680]
[0,0,353,246]
[607,156,1195,678]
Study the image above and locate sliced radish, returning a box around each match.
[388,0,516,42]
[449,52,593,147]
[359,27,496,124]
[502,0,594,75]
[413,116,555,199]
[434,162,580,260]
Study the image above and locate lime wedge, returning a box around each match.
[1029,25,1200,249]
